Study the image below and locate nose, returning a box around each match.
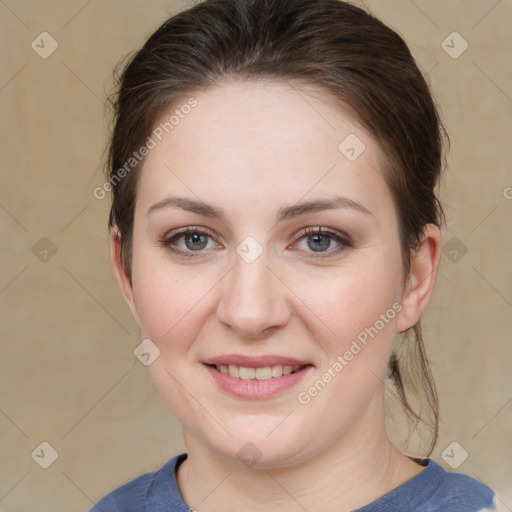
[216,248,291,339]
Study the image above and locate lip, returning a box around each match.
[203,354,312,368]
[204,363,314,399]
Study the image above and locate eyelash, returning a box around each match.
[159,226,353,259]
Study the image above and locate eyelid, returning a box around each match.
[160,225,353,258]
[292,226,352,243]
[289,226,353,258]
[160,226,223,257]
[164,225,220,241]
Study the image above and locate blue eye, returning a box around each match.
[161,227,219,257]
[293,227,352,258]
[180,232,209,251]
[307,233,333,251]
[160,226,352,258]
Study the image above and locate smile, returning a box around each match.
[204,363,313,399]
[212,364,305,380]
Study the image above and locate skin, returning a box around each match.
[110,79,441,512]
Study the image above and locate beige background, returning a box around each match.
[1,0,511,510]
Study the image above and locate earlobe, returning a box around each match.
[109,226,141,326]
[396,224,442,333]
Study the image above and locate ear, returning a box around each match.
[109,226,141,326]
[396,224,442,332]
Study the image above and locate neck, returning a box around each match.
[176,401,424,512]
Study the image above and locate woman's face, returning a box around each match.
[115,80,421,467]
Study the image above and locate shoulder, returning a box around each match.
[422,459,501,511]
[90,471,155,512]
[89,454,187,512]
[356,458,502,512]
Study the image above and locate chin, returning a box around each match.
[197,418,314,470]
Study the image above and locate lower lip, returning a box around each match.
[204,364,313,399]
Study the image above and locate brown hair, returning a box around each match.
[105,0,447,454]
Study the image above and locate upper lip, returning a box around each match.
[203,354,313,368]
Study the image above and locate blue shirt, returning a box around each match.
[91,453,503,511]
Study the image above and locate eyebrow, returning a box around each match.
[147,195,372,222]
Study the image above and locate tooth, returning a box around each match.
[271,365,283,378]
[213,363,305,379]
[239,367,256,379]
[255,366,272,380]
[228,364,239,378]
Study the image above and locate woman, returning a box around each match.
[92,0,503,510]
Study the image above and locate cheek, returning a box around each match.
[290,265,403,421]
[130,244,207,343]
[134,272,212,344]
[293,257,403,350]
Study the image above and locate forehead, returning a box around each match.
[136,79,394,220]
[149,79,373,164]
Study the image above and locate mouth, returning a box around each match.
[202,356,314,399]
[206,363,311,380]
